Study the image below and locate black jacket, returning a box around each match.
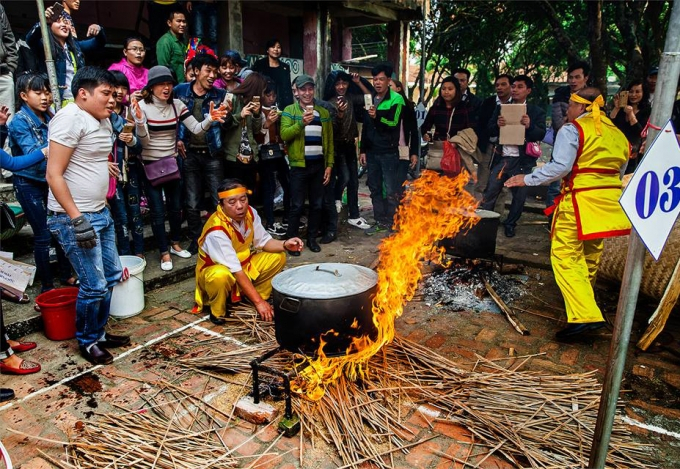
[0,4,18,74]
[488,102,546,169]
[476,96,499,151]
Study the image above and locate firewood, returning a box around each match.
[483,278,530,335]
[637,257,680,351]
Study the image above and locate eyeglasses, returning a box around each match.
[126,47,146,53]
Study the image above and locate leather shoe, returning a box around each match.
[319,232,337,244]
[80,344,114,365]
[0,358,41,375]
[209,312,227,325]
[0,388,15,402]
[10,341,37,353]
[504,224,516,238]
[555,322,606,341]
[307,239,321,253]
[98,333,131,348]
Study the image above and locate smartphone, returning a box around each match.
[337,95,345,104]
[363,94,373,110]
[122,123,135,134]
[619,91,629,107]
[252,96,260,104]
[51,2,64,17]
[306,105,314,113]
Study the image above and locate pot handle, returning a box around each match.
[314,265,341,277]
[279,297,301,313]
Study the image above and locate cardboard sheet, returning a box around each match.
[499,104,527,145]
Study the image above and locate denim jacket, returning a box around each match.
[8,104,50,181]
[26,22,106,102]
[173,82,227,156]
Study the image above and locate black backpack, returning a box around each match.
[13,38,40,79]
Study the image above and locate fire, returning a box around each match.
[291,170,480,400]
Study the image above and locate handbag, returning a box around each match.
[107,141,118,200]
[0,202,16,232]
[425,107,455,171]
[142,156,181,187]
[441,140,462,176]
[259,122,285,160]
[525,141,542,158]
[259,143,285,160]
[237,118,254,164]
[139,104,182,187]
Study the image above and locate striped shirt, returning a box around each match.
[135,96,211,161]
[304,111,323,160]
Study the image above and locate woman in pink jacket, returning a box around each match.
[108,36,149,100]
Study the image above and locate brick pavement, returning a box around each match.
[1,182,680,467]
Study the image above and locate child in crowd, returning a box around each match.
[107,70,144,257]
[8,72,75,294]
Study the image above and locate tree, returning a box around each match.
[411,1,670,105]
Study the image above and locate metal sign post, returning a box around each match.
[588,2,680,466]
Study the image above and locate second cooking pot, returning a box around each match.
[271,263,378,356]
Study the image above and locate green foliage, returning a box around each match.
[410,0,670,105]
[352,24,388,61]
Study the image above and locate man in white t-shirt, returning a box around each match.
[46,66,129,366]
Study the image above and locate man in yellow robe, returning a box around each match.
[194,179,304,324]
[506,88,631,341]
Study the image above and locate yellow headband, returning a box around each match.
[570,93,605,135]
[218,187,252,199]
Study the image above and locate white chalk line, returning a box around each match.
[0,314,246,412]
[621,415,680,440]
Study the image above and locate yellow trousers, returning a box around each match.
[551,193,604,323]
[195,251,286,318]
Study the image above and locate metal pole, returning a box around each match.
[35,0,61,112]
[419,5,426,103]
[588,2,680,466]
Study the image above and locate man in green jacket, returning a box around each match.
[156,8,187,83]
[280,74,334,255]
[359,63,404,234]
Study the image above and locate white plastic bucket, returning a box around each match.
[110,255,147,318]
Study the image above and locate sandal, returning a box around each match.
[0,358,41,375]
[1,290,30,304]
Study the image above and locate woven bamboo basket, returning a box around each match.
[599,219,680,300]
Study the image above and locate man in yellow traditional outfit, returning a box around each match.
[506,88,631,341]
[193,179,304,324]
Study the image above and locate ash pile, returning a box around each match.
[421,259,528,313]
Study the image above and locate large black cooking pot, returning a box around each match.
[439,209,500,259]
[271,263,378,356]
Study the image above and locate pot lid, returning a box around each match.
[272,263,378,299]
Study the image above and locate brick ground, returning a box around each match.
[1,191,680,467]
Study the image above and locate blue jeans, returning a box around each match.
[184,149,223,243]
[192,1,218,51]
[13,176,72,291]
[286,160,324,240]
[47,208,122,348]
[366,150,401,225]
[142,168,183,255]
[259,155,290,227]
[108,161,144,255]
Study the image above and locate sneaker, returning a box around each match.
[365,223,387,236]
[335,200,342,213]
[266,223,287,237]
[348,217,372,230]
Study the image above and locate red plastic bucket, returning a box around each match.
[36,287,78,341]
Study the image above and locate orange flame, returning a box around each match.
[291,171,479,400]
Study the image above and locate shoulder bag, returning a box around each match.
[259,121,285,161]
[139,104,181,187]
